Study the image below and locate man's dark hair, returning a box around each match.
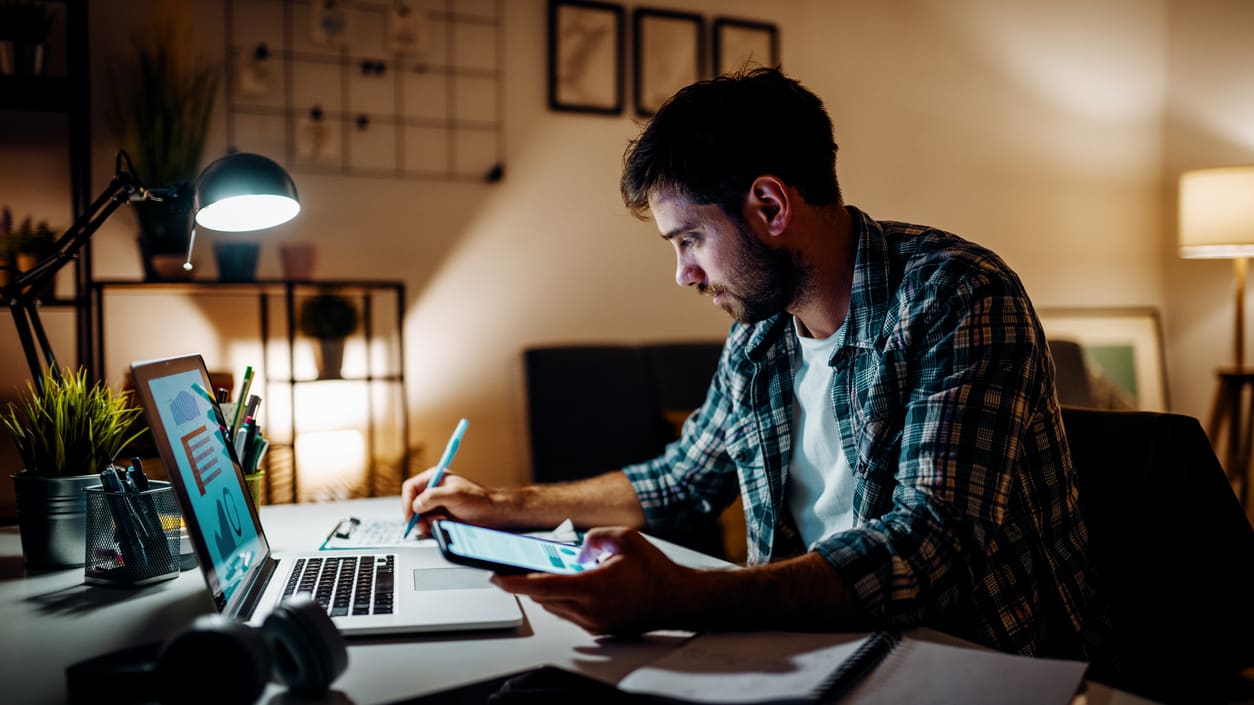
[621,67,841,220]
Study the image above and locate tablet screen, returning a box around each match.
[436,520,588,574]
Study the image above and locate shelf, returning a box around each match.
[92,278,404,295]
[276,374,404,385]
[91,278,410,504]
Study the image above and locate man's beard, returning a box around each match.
[701,221,809,324]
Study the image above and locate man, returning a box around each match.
[403,67,1105,662]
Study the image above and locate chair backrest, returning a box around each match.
[523,345,669,485]
[522,342,726,556]
[1061,407,1254,704]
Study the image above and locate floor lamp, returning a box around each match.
[0,150,299,393]
[1179,165,1254,508]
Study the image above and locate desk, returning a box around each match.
[0,498,1153,705]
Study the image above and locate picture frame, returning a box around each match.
[712,17,778,76]
[633,8,705,117]
[1037,307,1170,412]
[548,0,625,115]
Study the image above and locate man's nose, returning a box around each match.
[676,257,702,288]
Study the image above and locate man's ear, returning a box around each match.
[742,176,791,239]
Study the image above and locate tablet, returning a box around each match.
[432,519,591,575]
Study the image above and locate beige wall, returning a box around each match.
[3,0,1248,507]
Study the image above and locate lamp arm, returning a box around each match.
[0,161,145,390]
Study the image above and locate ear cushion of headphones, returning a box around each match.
[261,594,349,697]
[156,614,271,705]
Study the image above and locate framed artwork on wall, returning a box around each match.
[548,0,625,115]
[633,8,704,117]
[712,17,778,76]
[1038,307,1169,412]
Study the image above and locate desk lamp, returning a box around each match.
[1179,165,1254,505]
[0,150,299,393]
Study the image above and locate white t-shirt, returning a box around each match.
[786,319,855,549]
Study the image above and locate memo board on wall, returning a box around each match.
[224,0,505,182]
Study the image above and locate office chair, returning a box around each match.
[1061,407,1254,704]
[522,343,726,556]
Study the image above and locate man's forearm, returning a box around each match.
[494,470,647,530]
[677,552,862,632]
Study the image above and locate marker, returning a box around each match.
[231,366,255,438]
[404,418,469,538]
[192,382,245,470]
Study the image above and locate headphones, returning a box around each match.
[157,594,349,704]
[66,595,348,705]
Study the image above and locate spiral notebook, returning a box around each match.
[617,630,1088,705]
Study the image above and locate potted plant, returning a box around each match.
[108,8,219,280]
[13,215,55,269]
[299,292,360,379]
[2,368,148,569]
[8,215,56,298]
[0,0,55,76]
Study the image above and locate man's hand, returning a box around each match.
[490,526,698,635]
[401,468,508,535]
[400,470,648,536]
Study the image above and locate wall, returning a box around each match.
[1162,0,1254,424]
[6,0,1234,511]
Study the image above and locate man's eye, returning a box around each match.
[680,236,696,249]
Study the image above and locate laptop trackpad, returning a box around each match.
[413,567,493,591]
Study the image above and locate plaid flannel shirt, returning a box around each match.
[623,206,1102,659]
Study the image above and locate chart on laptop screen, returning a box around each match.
[148,368,264,604]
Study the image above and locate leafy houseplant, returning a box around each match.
[109,8,220,280]
[3,368,148,569]
[6,213,57,297]
[13,216,56,267]
[0,0,56,76]
[299,293,360,379]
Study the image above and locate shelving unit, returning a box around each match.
[90,278,410,504]
[0,0,94,375]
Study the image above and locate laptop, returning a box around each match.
[129,353,523,636]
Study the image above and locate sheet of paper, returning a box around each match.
[320,517,434,550]
[618,631,873,703]
[320,517,582,550]
[618,632,1088,705]
[846,638,1087,705]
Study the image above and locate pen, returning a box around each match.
[230,366,255,438]
[404,418,469,538]
[192,382,246,470]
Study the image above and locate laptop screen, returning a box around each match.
[130,355,270,612]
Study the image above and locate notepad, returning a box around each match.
[320,517,584,550]
[617,630,1088,705]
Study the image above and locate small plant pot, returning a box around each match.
[12,472,101,570]
[279,243,317,280]
[315,338,346,379]
[214,241,261,282]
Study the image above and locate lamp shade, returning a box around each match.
[1179,166,1254,259]
[194,153,300,232]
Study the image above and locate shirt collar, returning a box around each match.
[840,205,893,351]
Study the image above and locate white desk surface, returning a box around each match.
[0,496,1155,705]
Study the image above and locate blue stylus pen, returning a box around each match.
[404,418,469,538]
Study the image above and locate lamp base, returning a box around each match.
[1206,368,1254,518]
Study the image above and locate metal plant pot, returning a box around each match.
[12,472,100,570]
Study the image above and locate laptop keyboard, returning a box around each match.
[283,554,395,616]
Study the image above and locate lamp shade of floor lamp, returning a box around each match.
[1179,166,1254,369]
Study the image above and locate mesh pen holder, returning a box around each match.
[84,481,181,586]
